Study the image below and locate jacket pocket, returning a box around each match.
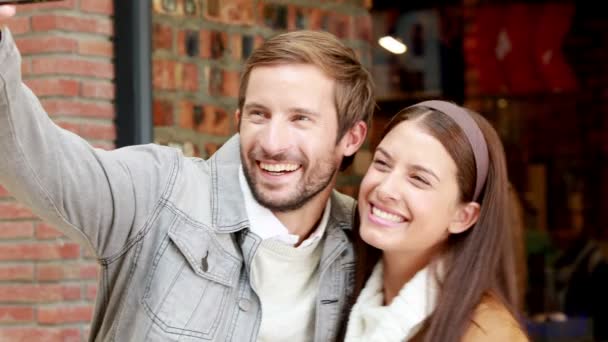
[142,221,240,340]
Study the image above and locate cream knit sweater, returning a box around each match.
[251,237,324,342]
[345,261,439,342]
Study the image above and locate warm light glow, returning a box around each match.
[378,36,407,54]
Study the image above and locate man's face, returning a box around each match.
[238,64,348,212]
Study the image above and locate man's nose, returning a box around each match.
[258,119,292,156]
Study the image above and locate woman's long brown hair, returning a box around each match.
[352,105,520,342]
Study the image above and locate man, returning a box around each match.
[0,5,375,342]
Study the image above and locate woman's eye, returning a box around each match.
[411,175,430,185]
[373,159,389,169]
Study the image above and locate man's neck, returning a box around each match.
[273,190,332,246]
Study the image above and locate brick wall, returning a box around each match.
[0,1,372,339]
[0,1,113,340]
[151,0,374,197]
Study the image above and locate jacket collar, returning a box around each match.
[209,134,355,234]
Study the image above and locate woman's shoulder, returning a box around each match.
[462,294,529,342]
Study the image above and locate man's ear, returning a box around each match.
[340,121,367,157]
[235,109,241,131]
[448,202,481,234]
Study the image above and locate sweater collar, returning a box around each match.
[345,261,441,341]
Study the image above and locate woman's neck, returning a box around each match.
[382,247,441,305]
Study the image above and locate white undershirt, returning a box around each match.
[238,166,330,341]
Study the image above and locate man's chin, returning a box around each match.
[254,192,298,210]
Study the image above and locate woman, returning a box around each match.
[345,101,528,341]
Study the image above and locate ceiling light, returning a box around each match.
[378,36,407,54]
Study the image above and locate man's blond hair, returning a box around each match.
[238,30,375,170]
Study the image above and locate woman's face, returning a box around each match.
[358,120,474,255]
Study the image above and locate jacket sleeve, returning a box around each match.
[0,27,179,259]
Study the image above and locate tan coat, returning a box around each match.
[463,296,529,342]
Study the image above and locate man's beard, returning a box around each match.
[241,148,338,212]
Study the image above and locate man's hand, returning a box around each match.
[0,5,16,18]
[0,5,16,40]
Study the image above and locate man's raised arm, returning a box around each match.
[0,13,179,258]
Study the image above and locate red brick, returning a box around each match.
[327,12,352,39]
[81,263,99,279]
[79,39,113,57]
[153,99,174,126]
[86,284,98,300]
[0,265,34,281]
[81,80,115,100]
[5,16,30,35]
[178,101,196,129]
[0,306,34,323]
[222,70,239,97]
[56,120,115,141]
[0,285,78,303]
[0,242,80,261]
[206,0,253,24]
[24,78,80,97]
[78,122,116,141]
[229,34,242,60]
[21,59,32,77]
[32,14,113,36]
[55,121,79,135]
[0,185,9,198]
[80,0,114,15]
[204,142,222,158]
[35,222,64,240]
[38,305,94,324]
[154,23,173,51]
[18,0,76,11]
[199,29,212,58]
[0,327,80,342]
[31,57,114,79]
[0,202,35,219]
[153,59,177,90]
[16,36,78,55]
[0,222,34,239]
[37,264,75,281]
[41,99,115,119]
[62,285,81,301]
[181,63,199,92]
[201,107,224,133]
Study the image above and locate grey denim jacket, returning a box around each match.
[0,28,357,341]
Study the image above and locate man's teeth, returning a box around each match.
[260,163,299,172]
[372,206,405,223]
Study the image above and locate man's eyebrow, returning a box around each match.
[243,102,269,111]
[289,107,320,117]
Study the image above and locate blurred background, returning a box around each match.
[0,0,606,341]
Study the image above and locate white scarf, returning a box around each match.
[344,261,440,342]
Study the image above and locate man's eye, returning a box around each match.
[294,115,310,121]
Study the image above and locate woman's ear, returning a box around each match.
[448,202,481,234]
